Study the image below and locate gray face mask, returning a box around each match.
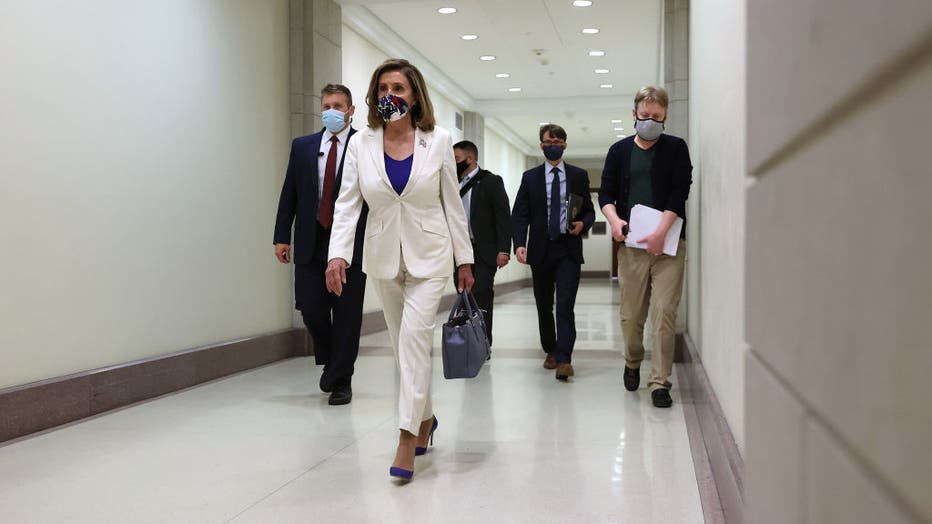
[634,118,664,141]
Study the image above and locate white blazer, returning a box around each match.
[328,125,474,280]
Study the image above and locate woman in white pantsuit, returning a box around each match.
[325,59,474,480]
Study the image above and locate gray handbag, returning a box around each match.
[441,291,490,379]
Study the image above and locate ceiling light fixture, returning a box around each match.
[581,28,599,34]
[539,121,550,126]
[573,0,594,6]
[594,68,609,74]
[600,84,613,88]
[616,134,626,138]
[437,7,457,14]
[495,73,510,78]
[611,119,622,123]
[461,34,478,40]
[508,87,522,92]
[614,127,624,131]
[479,55,496,61]
[589,50,606,57]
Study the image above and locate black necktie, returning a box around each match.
[549,167,561,240]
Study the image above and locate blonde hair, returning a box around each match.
[365,58,436,131]
[633,86,669,110]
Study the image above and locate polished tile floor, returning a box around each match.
[0,281,703,523]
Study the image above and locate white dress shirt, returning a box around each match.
[317,125,352,201]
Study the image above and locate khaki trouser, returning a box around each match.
[618,241,686,391]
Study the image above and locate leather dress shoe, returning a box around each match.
[328,383,352,405]
[555,363,575,381]
[651,388,673,408]
[543,354,557,370]
[623,366,640,391]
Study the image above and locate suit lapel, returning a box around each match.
[308,132,323,208]
[536,165,547,205]
[365,126,395,193]
[332,127,356,199]
[402,128,433,197]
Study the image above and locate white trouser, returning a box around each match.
[373,253,447,435]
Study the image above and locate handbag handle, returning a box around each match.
[447,290,478,321]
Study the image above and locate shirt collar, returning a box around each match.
[322,125,352,146]
[546,161,566,177]
[460,166,480,184]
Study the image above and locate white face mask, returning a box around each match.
[634,118,664,141]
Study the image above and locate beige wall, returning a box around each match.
[0,1,292,389]
[483,128,533,284]
[744,2,932,522]
[688,0,748,451]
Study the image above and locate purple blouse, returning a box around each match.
[384,153,413,195]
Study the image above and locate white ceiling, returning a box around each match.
[338,0,663,159]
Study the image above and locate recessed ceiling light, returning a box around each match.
[581,28,600,34]
[611,119,622,123]
[616,134,626,138]
[495,73,510,78]
[539,121,550,126]
[594,68,609,74]
[479,55,496,61]
[600,84,613,88]
[437,7,457,14]
[461,34,478,41]
[614,127,624,131]
[573,0,594,6]
[508,87,522,92]
[589,50,606,57]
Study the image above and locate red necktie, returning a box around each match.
[318,136,339,228]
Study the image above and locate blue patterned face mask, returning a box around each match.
[378,94,410,122]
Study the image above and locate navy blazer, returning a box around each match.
[512,162,595,266]
[273,128,367,266]
[597,134,692,237]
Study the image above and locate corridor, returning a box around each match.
[0,281,703,523]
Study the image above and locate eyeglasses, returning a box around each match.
[541,140,566,146]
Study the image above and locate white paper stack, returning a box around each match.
[624,204,683,256]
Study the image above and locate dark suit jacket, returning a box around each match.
[273,128,367,266]
[597,134,692,237]
[511,162,595,266]
[464,169,512,267]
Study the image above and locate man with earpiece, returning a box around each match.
[273,84,368,406]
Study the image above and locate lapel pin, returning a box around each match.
[419,138,427,148]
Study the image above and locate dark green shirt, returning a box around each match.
[628,144,655,214]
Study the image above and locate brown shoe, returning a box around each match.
[543,354,557,370]
[555,363,575,381]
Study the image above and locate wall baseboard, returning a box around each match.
[1,278,536,444]
[676,333,744,524]
[0,329,302,444]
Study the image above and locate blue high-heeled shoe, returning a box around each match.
[389,466,414,480]
[414,416,438,456]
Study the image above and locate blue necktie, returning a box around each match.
[548,167,561,240]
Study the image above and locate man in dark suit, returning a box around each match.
[512,124,595,381]
[599,86,692,408]
[452,140,512,348]
[273,84,367,406]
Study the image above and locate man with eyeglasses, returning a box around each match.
[512,124,595,382]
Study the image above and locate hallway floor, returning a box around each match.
[0,281,703,523]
